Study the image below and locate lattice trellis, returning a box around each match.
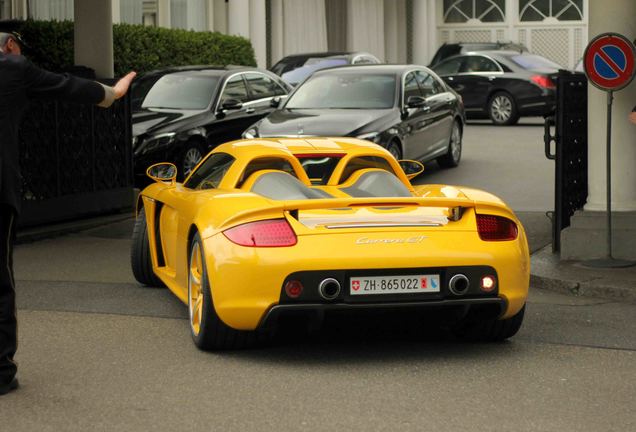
[530,28,570,67]
[454,30,492,43]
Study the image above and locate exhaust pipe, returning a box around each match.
[448,274,470,296]
[318,278,341,300]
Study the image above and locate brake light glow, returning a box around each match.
[530,75,556,89]
[223,219,297,247]
[476,215,518,241]
[481,275,497,292]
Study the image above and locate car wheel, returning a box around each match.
[180,142,203,180]
[188,232,262,350]
[488,91,519,125]
[437,120,462,168]
[386,140,402,160]
[130,210,164,288]
[452,304,525,342]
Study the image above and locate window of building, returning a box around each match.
[0,0,11,20]
[28,0,74,20]
[519,0,584,22]
[443,0,506,23]
[170,0,208,31]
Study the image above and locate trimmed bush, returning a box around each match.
[3,20,256,76]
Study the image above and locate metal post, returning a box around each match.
[583,90,635,267]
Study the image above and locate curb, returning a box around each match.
[530,273,636,303]
[17,212,133,244]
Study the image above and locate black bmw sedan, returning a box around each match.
[431,50,562,125]
[243,65,465,168]
[132,66,291,184]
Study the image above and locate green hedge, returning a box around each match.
[5,20,256,76]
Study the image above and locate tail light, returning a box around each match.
[530,75,556,89]
[476,215,518,241]
[223,219,297,247]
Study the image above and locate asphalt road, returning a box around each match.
[3,120,635,431]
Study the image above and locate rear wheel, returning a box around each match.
[437,120,462,168]
[130,210,164,287]
[452,304,525,342]
[488,91,519,125]
[188,232,262,350]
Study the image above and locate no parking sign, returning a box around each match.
[584,32,636,91]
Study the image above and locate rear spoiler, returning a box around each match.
[217,196,514,230]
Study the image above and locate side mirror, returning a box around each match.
[146,162,177,185]
[221,98,243,111]
[270,96,281,108]
[407,95,428,109]
[398,159,425,180]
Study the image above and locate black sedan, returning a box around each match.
[431,50,561,125]
[132,66,292,184]
[243,65,465,168]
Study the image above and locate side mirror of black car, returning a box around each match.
[222,99,243,111]
[270,97,281,108]
[407,95,428,109]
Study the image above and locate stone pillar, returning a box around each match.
[346,0,384,60]
[250,0,267,67]
[213,0,227,34]
[74,0,113,78]
[384,0,407,64]
[228,0,250,38]
[11,0,27,19]
[561,0,636,260]
[412,0,437,65]
[112,0,120,24]
[157,0,171,28]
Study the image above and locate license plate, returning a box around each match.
[349,274,440,295]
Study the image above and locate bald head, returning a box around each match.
[0,32,22,55]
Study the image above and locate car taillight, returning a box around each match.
[223,219,297,247]
[530,75,556,89]
[476,215,518,241]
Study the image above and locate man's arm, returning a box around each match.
[19,56,135,108]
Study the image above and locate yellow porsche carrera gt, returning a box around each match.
[131,138,529,350]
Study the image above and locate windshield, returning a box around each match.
[285,73,396,109]
[509,54,563,71]
[142,74,219,110]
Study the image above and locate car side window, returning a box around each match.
[432,58,462,76]
[184,152,235,190]
[244,72,288,100]
[461,56,500,73]
[221,75,249,104]
[415,71,442,98]
[403,72,422,103]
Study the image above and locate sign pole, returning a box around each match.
[582,33,636,268]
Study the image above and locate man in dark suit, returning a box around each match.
[0,32,136,395]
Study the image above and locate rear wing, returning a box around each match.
[217,196,515,231]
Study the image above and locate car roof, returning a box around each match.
[215,137,389,158]
[139,65,263,78]
[310,64,424,76]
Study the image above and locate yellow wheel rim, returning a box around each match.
[189,242,204,336]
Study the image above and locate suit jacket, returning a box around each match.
[0,54,106,213]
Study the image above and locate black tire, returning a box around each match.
[437,120,462,168]
[386,140,402,160]
[179,141,204,180]
[188,233,263,350]
[488,91,519,125]
[131,210,164,287]
[452,304,525,342]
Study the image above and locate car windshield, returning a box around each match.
[509,54,563,71]
[142,74,219,110]
[285,73,396,109]
[281,59,348,85]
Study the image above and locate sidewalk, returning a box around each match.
[531,246,636,303]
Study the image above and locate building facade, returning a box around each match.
[0,0,588,69]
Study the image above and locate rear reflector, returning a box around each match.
[476,215,518,241]
[284,280,303,298]
[530,75,556,89]
[223,219,297,247]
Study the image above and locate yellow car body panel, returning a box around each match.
[137,138,530,332]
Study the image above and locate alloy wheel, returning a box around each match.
[183,147,203,177]
[188,242,204,336]
[450,122,461,163]
[490,95,513,123]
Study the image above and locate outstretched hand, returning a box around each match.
[113,71,137,100]
[630,110,636,125]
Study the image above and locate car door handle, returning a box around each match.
[245,107,255,114]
